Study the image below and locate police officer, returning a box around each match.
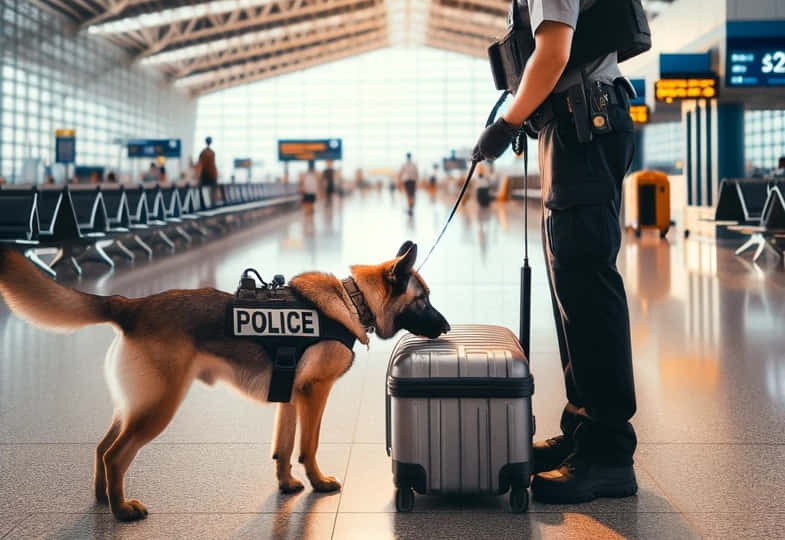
[474,0,638,504]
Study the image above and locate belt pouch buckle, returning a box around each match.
[567,81,593,144]
[268,346,298,403]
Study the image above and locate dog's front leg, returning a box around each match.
[296,379,341,492]
[272,402,304,493]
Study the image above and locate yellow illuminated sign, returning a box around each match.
[655,77,718,103]
[55,128,75,137]
[279,141,329,160]
[630,105,649,124]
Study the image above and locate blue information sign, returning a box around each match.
[55,129,76,164]
[127,139,182,158]
[726,21,785,87]
[629,79,646,106]
[443,157,467,172]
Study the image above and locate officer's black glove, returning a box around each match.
[472,117,520,162]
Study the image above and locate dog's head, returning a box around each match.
[353,241,450,340]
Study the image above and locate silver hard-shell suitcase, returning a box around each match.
[386,324,533,513]
[387,112,536,513]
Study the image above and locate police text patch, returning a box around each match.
[233,308,320,337]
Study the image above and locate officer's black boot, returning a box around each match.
[532,435,573,474]
[531,452,638,504]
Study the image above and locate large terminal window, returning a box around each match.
[194,47,514,177]
[0,0,194,183]
[745,109,785,171]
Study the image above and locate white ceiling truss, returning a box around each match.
[29,0,675,96]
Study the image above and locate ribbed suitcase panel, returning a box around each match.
[389,324,532,495]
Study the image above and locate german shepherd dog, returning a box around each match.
[0,241,449,521]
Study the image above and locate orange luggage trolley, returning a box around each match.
[624,170,671,238]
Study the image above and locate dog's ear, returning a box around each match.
[396,241,414,257]
[390,243,417,285]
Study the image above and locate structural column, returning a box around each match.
[683,99,745,237]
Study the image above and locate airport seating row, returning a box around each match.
[711,178,785,262]
[0,182,300,277]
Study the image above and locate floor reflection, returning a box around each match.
[3,191,785,538]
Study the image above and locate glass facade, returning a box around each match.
[0,0,195,183]
[194,46,519,180]
[643,121,685,174]
[744,109,785,172]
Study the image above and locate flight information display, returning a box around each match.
[278,139,342,162]
[726,21,785,87]
[655,77,718,103]
[127,139,181,158]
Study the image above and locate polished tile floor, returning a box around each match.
[2,188,785,539]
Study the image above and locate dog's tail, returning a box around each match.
[0,247,123,333]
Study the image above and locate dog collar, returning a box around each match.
[342,277,375,331]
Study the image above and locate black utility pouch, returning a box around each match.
[488,0,534,93]
[488,41,508,92]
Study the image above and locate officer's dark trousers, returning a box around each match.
[539,103,637,466]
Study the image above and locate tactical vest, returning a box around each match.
[226,270,356,403]
[489,0,651,94]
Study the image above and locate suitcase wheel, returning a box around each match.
[509,488,529,513]
[395,487,415,513]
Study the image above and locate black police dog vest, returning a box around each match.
[226,283,356,403]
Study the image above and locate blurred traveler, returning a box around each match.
[143,163,159,182]
[196,136,218,186]
[398,152,419,215]
[301,160,319,214]
[323,160,336,198]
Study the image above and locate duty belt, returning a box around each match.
[527,80,629,135]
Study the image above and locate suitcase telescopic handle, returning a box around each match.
[515,132,532,359]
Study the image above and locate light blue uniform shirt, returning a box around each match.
[517,0,622,92]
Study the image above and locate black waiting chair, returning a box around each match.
[729,186,785,262]
[176,183,208,238]
[98,184,138,262]
[139,183,176,251]
[709,178,771,226]
[35,185,88,276]
[122,183,156,258]
[159,185,192,244]
[0,186,54,277]
[68,184,115,269]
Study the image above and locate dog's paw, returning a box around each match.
[279,478,305,494]
[112,499,148,521]
[312,476,342,493]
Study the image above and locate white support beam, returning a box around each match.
[137,0,379,60]
[170,10,387,79]
[186,29,388,95]
[196,37,387,96]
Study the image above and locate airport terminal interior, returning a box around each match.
[1,0,785,538]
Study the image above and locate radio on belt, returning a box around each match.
[227,268,356,403]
